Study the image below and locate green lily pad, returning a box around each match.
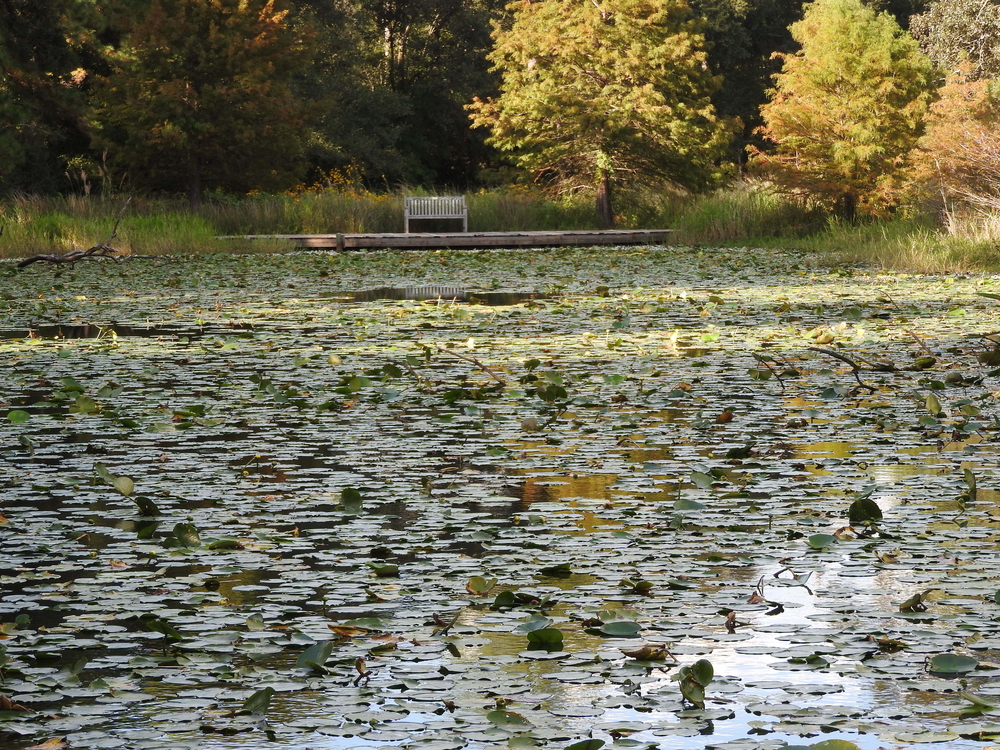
[928,653,979,674]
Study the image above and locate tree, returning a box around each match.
[689,0,806,164]
[910,0,1000,81]
[468,0,734,227]
[754,0,934,220]
[295,0,504,187]
[90,0,314,207]
[0,0,94,193]
[910,66,1000,212]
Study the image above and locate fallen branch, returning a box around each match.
[17,196,131,268]
[807,347,878,392]
[18,244,119,268]
[434,344,505,385]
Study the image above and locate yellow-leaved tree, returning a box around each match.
[468,0,735,227]
[754,0,934,220]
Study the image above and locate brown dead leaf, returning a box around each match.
[26,739,68,750]
[620,644,672,661]
[0,695,27,711]
[327,624,368,639]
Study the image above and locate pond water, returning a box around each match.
[2,246,1000,750]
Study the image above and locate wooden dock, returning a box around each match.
[232,229,674,251]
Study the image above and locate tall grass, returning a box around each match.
[798,212,1000,273]
[5,181,1000,271]
[665,183,824,244]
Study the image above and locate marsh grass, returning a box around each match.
[667,183,824,244]
[5,183,1000,271]
[801,213,1000,273]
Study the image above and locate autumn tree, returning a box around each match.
[468,0,734,227]
[90,0,314,207]
[910,67,1000,213]
[754,0,934,220]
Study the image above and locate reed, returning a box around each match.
[5,182,1000,272]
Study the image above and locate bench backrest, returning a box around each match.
[404,196,467,232]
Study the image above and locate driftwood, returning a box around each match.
[18,243,119,268]
[17,197,131,269]
[807,346,898,392]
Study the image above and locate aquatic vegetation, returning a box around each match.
[1,246,1000,750]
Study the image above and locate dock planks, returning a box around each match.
[231,229,674,251]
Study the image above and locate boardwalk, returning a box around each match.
[230,229,674,251]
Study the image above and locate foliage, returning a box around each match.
[0,0,94,192]
[89,0,315,207]
[910,0,1000,80]
[754,0,935,220]
[468,0,735,226]
[295,0,504,187]
[910,66,1000,215]
[688,0,806,161]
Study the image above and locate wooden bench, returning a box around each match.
[404,196,467,233]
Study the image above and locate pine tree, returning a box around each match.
[754,0,934,220]
[90,0,314,207]
[468,0,734,227]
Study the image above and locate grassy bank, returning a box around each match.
[3,184,999,272]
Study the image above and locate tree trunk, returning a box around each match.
[188,155,202,210]
[596,171,614,228]
[836,191,857,223]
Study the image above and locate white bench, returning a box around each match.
[404,196,467,233]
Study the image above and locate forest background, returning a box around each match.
[2,0,1000,271]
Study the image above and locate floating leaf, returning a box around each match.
[538,562,572,577]
[564,741,605,750]
[466,576,498,595]
[367,562,399,577]
[25,740,69,750]
[597,621,642,638]
[928,653,979,674]
[491,590,517,609]
[487,709,533,728]
[674,497,706,510]
[296,640,334,671]
[807,533,838,550]
[848,497,882,525]
[526,628,564,648]
[7,410,29,423]
[690,471,714,490]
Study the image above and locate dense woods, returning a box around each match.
[1,0,999,221]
